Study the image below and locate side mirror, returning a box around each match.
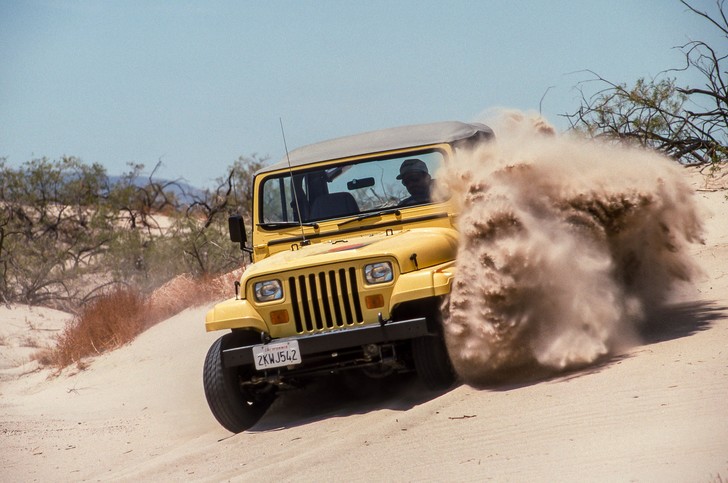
[228,214,247,248]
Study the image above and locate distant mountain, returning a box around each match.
[107,175,206,204]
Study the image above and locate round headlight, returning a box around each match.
[364,262,393,284]
[253,280,283,302]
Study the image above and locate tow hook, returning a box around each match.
[378,312,389,327]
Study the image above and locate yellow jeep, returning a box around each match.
[203,121,493,432]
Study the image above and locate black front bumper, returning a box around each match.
[222,317,431,369]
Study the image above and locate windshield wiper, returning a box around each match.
[258,221,319,230]
[338,208,401,227]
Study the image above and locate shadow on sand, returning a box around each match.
[245,300,726,432]
[249,372,453,432]
[639,299,725,344]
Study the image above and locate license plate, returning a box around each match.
[252,340,302,370]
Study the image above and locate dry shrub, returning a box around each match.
[49,287,150,368]
[31,349,55,367]
[44,269,243,369]
[147,269,241,320]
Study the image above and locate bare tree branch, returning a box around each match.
[565,1,727,166]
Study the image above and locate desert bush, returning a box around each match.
[566,1,727,167]
[179,154,266,274]
[43,269,242,369]
[0,157,117,306]
[0,155,260,309]
[48,287,150,367]
[147,269,243,321]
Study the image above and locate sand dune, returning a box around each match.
[1,178,726,482]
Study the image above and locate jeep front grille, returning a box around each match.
[287,267,364,333]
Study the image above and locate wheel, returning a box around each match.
[203,332,275,433]
[412,334,456,390]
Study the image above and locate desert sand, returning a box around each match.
[1,175,726,482]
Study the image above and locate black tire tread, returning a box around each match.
[412,335,456,390]
[203,333,271,433]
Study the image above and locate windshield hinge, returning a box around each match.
[410,253,419,270]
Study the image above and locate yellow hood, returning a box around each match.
[242,227,458,279]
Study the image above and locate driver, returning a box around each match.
[397,158,432,206]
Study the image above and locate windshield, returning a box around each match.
[259,150,445,224]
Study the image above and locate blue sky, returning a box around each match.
[0,1,721,188]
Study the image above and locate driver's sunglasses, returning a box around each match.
[401,172,426,185]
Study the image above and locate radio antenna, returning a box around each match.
[279,118,309,246]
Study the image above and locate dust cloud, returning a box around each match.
[438,111,704,385]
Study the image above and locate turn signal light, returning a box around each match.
[365,294,384,309]
[270,309,289,325]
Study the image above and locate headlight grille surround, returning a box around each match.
[253,279,283,302]
[364,262,393,284]
[250,260,398,334]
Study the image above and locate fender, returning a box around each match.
[205,298,268,333]
[389,260,455,308]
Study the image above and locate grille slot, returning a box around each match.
[287,267,364,333]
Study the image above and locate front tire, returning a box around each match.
[412,334,456,390]
[203,332,275,433]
